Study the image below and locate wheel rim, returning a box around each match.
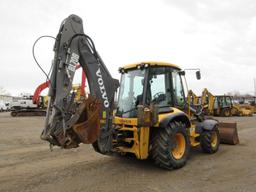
[172,133,186,160]
[224,110,230,116]
[211,131,218,148]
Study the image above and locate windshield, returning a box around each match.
[226,97,232,106]
[217,96,232,107]
[116,68,146,118]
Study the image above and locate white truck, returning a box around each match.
[11,97,37,110]
[0,101,7,112]
[10,96,46,117]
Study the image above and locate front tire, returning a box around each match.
[11,111,17,117]
[151,122,190,170]
[200,129,220,154]
[222,108,231,117]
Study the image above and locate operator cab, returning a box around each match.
[116,62,186,118]
[214,95,233,109]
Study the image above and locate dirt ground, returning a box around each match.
[0,112,255,192]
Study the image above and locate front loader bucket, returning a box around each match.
[218,122,239,145]
[240,108,253,116]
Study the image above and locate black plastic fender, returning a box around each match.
[196,119,218,133]
[159,112,191,128]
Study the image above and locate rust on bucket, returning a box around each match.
[218,122,239,145]
[51,95,102,149]
[72,95,102,144]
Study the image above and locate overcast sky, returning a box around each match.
[0,0,256,96]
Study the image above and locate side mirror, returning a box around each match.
[196,71,201,80]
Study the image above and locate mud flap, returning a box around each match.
[218,122,239,145]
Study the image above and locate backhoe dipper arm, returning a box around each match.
[201,88,215,114]
[41,15,119,151]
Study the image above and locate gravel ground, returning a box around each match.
[0,112,255,192]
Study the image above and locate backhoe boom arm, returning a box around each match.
[41,15,119,152]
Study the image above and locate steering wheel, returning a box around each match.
[152,92,165,103]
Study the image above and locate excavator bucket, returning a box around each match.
[218,122,239,145]
[72,95,102,144]
[50,95,102,149]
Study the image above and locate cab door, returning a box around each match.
[171,70,186,110]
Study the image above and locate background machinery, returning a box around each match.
[11,70,86,117]
[238,96,256,114]
[248,97,256,113]
[10,88,48,117]
[201,88,252,117]
[40,14,238,170]
[0,101,9,112]
[201,88,215,116]
[232,98,253,116]
[187,89,200,106]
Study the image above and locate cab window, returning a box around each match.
[149,67,172,107]
[172,71,185,107]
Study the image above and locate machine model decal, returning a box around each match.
[68,53,79,72]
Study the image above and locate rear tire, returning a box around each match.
[222,108,231,117]
[151,122,190,170]
[200,129,220,154]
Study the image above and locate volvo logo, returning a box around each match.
[96,68,109,108]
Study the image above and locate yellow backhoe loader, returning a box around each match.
[201,88,215,115]
[201,88,252,117]
[249,97,256,113]
[187,90,200,105]
[238,97,256,114]
[39,15,239,170]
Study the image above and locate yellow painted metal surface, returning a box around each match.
[115,125,140,158]
[122,61,181,70]
[114,114,150,159]
[71,84,84,102]
[113,107,199,159]
[157,107,190,126]
[139,127,150,159]
[172,133,186,160]
[233,103,253,116]
[115,126,150,159]
[187,90,200,105]
[201,88,215,115]
[114,116,138,126]
[189,124,200,147]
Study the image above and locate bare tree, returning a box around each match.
[226,90,241,99]
[226,90,254,101]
